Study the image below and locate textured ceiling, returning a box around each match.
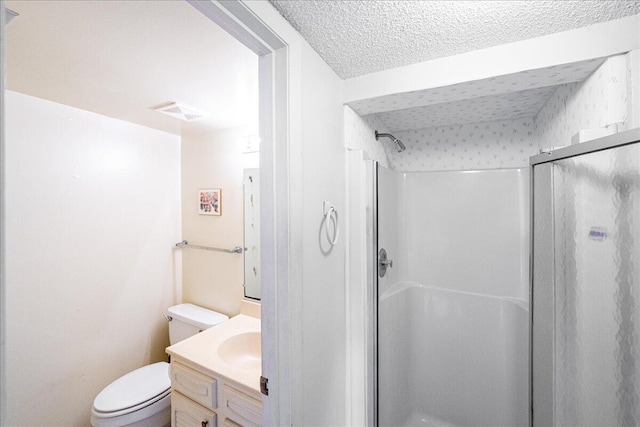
[6,0,258,135]
[269,0,640,79]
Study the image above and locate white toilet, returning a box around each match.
[90,303,228,427]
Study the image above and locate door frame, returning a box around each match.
[180,2,294,424]
[530,128,640,167]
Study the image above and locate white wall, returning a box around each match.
[5,91,181,426]
[181,127,250,316]
[295,44,347,426]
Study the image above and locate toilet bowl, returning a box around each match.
[90,362,171,427]
[90,304,228,427]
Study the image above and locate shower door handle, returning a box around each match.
[378,248,393,277]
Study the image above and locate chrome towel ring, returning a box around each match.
[323,201,339,246]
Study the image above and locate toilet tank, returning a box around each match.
[167,303,228,344]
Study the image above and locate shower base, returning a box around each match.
[403,411,458,427]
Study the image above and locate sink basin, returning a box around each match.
[217,332,261,370]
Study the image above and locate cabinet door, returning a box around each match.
[172,391,217,427]
[221,385,262,427]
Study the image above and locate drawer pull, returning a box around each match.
[202,422,208,427]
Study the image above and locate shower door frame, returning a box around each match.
[530,127,640,427]
[372,161,379,427]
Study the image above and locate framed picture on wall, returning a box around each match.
[198,188,222,216]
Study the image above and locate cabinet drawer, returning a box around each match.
[171,362,218,409]
[222,418,242,427]
[172,391,217,427]
[221,385,262,427]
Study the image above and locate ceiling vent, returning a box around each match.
[152,102,209,122]
[5,8,19,25]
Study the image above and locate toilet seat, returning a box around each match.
[91,362,171,427]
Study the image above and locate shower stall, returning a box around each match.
[374,165,530,426]
[370,128,640,427]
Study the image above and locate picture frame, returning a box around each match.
[198,188,221,216]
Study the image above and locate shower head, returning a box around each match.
[375,130,406,153]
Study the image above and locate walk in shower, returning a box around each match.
[532,129,640,427]
[375,166,530,426]
[352,52,638,427]
[371,129,640,427]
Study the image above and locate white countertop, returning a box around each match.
[166,300,261,393]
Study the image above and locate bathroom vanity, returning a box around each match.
[166,300,262,427]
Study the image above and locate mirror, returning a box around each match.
[243,168,260,299]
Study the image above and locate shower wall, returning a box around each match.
[380,283,529,426]
[377,166,407,293]
[388,119,538,171]
[378,167,530,426]
[405,169,529,299]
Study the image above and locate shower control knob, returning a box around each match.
[378,248,394,277]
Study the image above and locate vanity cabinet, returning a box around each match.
[166,302,263,427]
[170,361,262,427]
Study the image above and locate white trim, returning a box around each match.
[0,3,7,425]
[188,0,281,55]
[344,14,640,104]
[345,150,366,426]
[345,150,377,426]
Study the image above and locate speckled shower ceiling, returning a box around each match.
[269,0,640,79]
[353,58,606,131]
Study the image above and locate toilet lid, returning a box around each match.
[93,362,170,413]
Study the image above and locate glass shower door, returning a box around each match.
[532,133,640,427]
